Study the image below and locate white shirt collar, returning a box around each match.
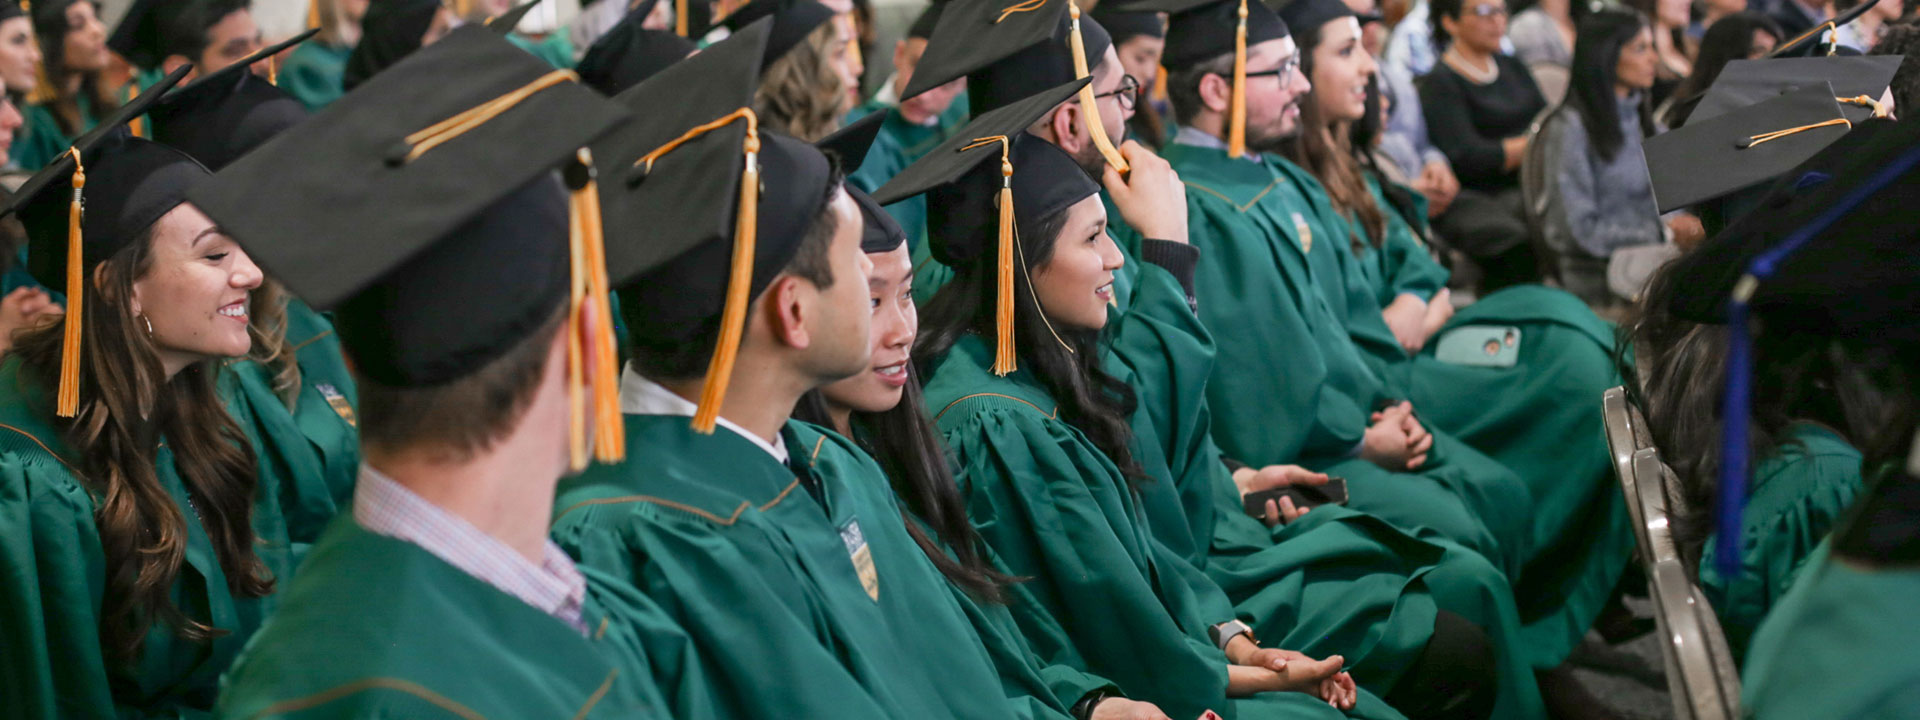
[619,364,790,464]
[1174,125,1266,162]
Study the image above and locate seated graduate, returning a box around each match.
[795,180,1178,720]
[897,10,1544,707]
[0,67,295,719]
[200,27,686,718]
[148,31,361,551]
[1636,114,1912,666]
[1157,0,1630,669]
[550,21,1033,719]
[724,0,859,141]
[1622,257,1880,663]
[341,0,460,91]
[573,0,695,96]
[897,125,1384,717]
[17,0,120,172]
[278,0,365,110]
[107,0,262,87]
[1646,116,1920,720]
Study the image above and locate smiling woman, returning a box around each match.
[0,96,294,718]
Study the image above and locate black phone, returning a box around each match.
[1242,478,1349,517]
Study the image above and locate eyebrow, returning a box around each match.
[191,227,225,248]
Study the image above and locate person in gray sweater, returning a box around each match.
[1539,8,1701,306]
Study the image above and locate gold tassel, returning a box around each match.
[570,148,624,464]
[961,136,1017,375]
[675,0,688,36]
[126,84,143,139]
[634,108,762,433]
[1067,3,1129,174]
[307,0,321,29]
[1228,0,1247,158]
[993,161,1015,375]
[56,148,84,418]
[396,69,578,162]
[268,56,278,86]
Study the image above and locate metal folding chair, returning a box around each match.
[1631,449,1742,720]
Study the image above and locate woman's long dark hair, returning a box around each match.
[1662,12,1782,128]
[12,227,269,666]
[1621,262,1908,571]
[32,1,120,138]
[916,203,1145,483]
[1565,9,1657,163]
[795,368,1015,601]
[1282,14,1389,251]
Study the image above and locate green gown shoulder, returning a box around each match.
[0,356,292,719]
[508,31,576,69]
[279,40,353,111]
[1699,423,1863,662]
[214,517,677,719]
[1741,543,1920,719]
[554,413,1018,719]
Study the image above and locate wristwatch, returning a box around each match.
[1072,690,1116,720]
[1209,619,1257,651]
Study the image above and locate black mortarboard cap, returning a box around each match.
[149,29,317,170]
[1655,116,1920,582]
[905,0,1110,114]
[1641,83,1853,213]
[1089,7,1164,43]
[0,1,22,24]
[817,112,898,252]
[110,0,249,71]
[1159,0,1287,69]
[595,19,839,431]
[342,0,442,91]
[875,79,1094,374]
[1769,0,1877,57]
[851,187,903,253]
[815,109,883,174]
[185,26,629,395]
[721,0,834,68]
[576,0,695,95]
[4,64,196,417]
[906,0,944,39]
[1271,0,1352,42]
[486,0,541,33]
[1691,56,1901,126]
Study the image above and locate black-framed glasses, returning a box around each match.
[1239,53,1302,80]
[1094,74,1142,111]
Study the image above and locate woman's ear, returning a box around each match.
[1438,14,1458,45]
[92,261,143,317]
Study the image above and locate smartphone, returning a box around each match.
[1433,325,1521,368]
[1243,478,1350,517]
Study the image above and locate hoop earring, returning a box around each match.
[140,314,153,337]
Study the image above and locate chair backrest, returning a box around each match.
[1632,449,1741,720]
[1603,386,1656,561]
[1529,61,1571,109]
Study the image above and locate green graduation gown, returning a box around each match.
[0,357,295,719]
[1163,140,1533,591]
[1698,423,1862,662]
[1740,542,1920,719]
[279,40,352,111]
[1310,168,1631,664]
[507,31,576,69]
[213,517,687,719]
[17,95,100,172]
[552,413,1029,719]
[216,299,360,550]
[1101,256,1548,719]
[924,335,1400,720]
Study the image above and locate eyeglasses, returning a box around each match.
[1464,3,1508,18]
[1094,74,1142,111]
[1239,53,1303,80]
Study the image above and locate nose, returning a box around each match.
[230,246,264,290]
[1289,63,1312,95]
[1359,47,1378,76]
[1098,231,1125,271]
[877,301,913,351]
